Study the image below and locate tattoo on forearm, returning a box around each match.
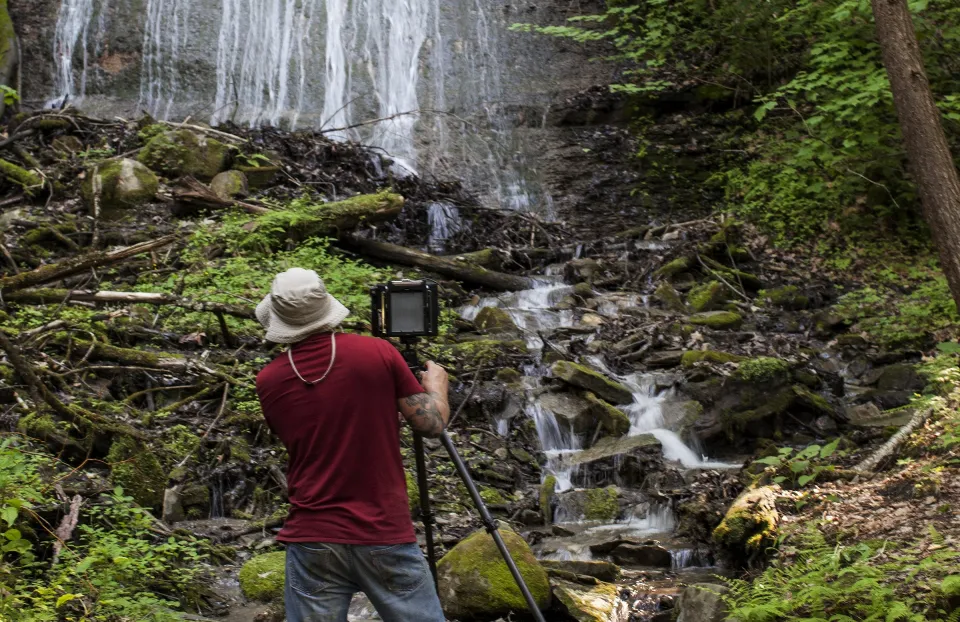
[403,392,447,436]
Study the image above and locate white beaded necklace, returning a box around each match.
[287,332,337,386]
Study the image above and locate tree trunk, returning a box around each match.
[871,0,960,308]
[340,236,534,291]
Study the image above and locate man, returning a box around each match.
[255,268,449,622]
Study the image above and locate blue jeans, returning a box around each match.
[284,542,445,622]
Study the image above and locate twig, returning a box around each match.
[852,408,933,476]
[90,165,102,248]
[174,383,230,470]
[696,254,750,302]
[448,367,484,427]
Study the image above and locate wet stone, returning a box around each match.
[608,543,672,568]
[541,560,621,583]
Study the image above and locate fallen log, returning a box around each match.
[0,235,178,294]
[340,236,534,291]
[7,289,255,319]
[852,407,933,476]
[713,485,781,567]
[255,191,405,244]
[172,176,267,216]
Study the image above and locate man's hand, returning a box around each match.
[397,361,450,438]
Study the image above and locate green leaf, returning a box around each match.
[1,505,17,527]
[4,528,21,541]
[935,341,960,353]
[56,594,81,609]
[755,456,784,466]
[820,439,841,459]
[790,460,810,474]
[773,476,787,484]
[798,474,817,486]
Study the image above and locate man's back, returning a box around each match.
[256,332,423,544]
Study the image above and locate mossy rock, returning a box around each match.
[17,413,58,438]
[582,486,620,521]
[681,350,745,368]
[582,392,630,438]
[210,170,249,199]
[437,527,551,619]
[653,256,693,280]
[735,357,791,384]
[138,129,230,180]
[551,361,633,405]
[713,486,779,561]
[758,285,809,310]
[106,436,166,510]
[0,158,43,195]
[235,165,280,188]
[479,487,508,505]
[687,281,728,312]
[474,307,517,333]
[701,257,764,291]
[239,551,286,602]
[540,475,557,523]
[688,311,742,330]
[573,282,596,300]
[553,579,625,622]
[655,282,686,312]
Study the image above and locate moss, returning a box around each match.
[583,486,619,521]
[405,470,419,513]
[437,527,551,618]
[137,123,167,144]
[792,385,835,417]
[496,368,521,383]
[239,551,286,602]
[235,165,280,188]
[0,159,42,195]
[735,357,791,384]
[655,282,686,312]
[688,310,743,330]
[582,392,630,438]
[210,170,248,199]
[758,285,809,310]
[474,307,517,332]
[230,438,251,462]
[687,281,728,312]
[713,486,779,556]
[479,487,508,505]
[553,580,622,622]
[106,436,166,509]
[681,350,745,367]
[551,360,633,404]
[17,413,57,438]
[726,386,795,432]
[653,256,693,280]
[702,256,764,290]
[540,475,557,523]
[138,129,230,180]
[160,424,200,464]
[448,339,528,364]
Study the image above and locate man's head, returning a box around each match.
[255,268,350,343]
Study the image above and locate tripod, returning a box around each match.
[398,338,547,622]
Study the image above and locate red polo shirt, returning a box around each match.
[256,332,424,544]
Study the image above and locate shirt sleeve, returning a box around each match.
[385,342,426,399]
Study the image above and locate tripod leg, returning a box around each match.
[413,432,439,587]
[439,432,547,622]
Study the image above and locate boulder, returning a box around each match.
[540,475,557,523]
[676,583,729,622]
[540,560,621,583]
[554,486,620,522]
[689,311,743,330]
[539,392,595,435]
[474,306,518,333]
[551,361,633,404]
[81,159,159,217]
[235,164,281,188]
[874,364,923,392]
[138,129,231,180]
[609,543,672,567]
[553,580,629,622]
[582,392,631,438]
[713,486,779,564]
[565,258,601,283]
[106,436,165,509]
[210,169,249,199]
[239,551,285,602]
[846,403,915,428]
[661,400,703,435]
[437,528,551,620]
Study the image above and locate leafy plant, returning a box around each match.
[0,86,19,107]
[752,439,842,488]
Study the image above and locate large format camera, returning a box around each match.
[370,279,439,339]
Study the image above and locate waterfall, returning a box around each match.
[427,202,461,253]
[210,0,320,128]
[141,0,192,120]
[50,0,95,107]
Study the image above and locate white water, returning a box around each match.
[528,403,581,492]
[427,202,462,253]
[460,283,574,350]
[141,0,193,120]
[50,0,95,107]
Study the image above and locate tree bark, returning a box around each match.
[340,236,534,291]
[872,0,960,308]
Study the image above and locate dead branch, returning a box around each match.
[0,235,178,294]
[853,408,933,476]
[6,289,255,319]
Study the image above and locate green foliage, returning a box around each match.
[516,0,960,252]
[236,152,274,168]
[723,524,960,621]
[752,440,843,488]
[832,264,960,348]
[0,438,209,621]
[0,85,19,106]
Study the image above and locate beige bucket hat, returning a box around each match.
[255,268,350,344]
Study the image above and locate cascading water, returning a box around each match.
[50,0,95,107]
[141,0,193,120]
[427,202,462,253]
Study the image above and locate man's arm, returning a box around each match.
[397,361,450,438]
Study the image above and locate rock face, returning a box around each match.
[551,361,633,404]
[239,551,286,602]
[562,434,668,489]
[437,528,551,620]
[81,159,159,216]
[608,543,672,567]
[553,579,629,622]
[676,583,730,622]
[138,129,230,180]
